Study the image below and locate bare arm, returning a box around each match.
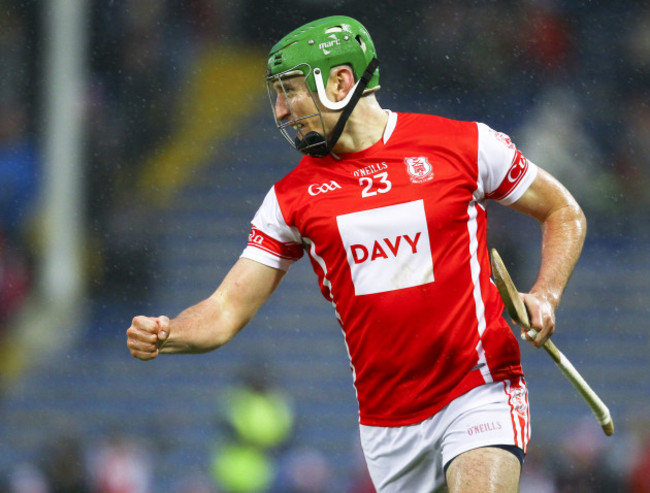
[127,258,286,360]
[508,168,587,347]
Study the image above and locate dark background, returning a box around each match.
[0,1,648,492]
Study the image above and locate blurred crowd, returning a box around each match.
[1,0,648,317]
[0,367,376,493]
[3,411,650,493]
[1,0,648,321]
[1,0,649,491]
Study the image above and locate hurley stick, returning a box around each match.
[490,248,614,436]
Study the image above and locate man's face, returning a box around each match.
[268,74,330,146]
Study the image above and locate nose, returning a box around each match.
[274,93,290,122]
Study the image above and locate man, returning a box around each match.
[127,15,586,492]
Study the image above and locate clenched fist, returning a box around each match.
[127,315,170,360]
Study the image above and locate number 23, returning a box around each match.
[359,172,392,198]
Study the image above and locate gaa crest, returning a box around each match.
[404,156,434,184]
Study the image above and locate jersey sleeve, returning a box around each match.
[240,186,304,271]
[476,123,538,205]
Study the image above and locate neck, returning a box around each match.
[330,95,388,154]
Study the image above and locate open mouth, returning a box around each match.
[278,113,320,141]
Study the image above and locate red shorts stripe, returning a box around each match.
[504,377,530,453]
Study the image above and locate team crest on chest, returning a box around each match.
[404,156,434,184]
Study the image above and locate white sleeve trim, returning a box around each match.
[476,122,538,205]
[499,164,538,205]
[240,246,294,272]
[240,186,303,271]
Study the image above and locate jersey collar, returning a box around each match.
[306,110,398,163]
[383,110,397,144]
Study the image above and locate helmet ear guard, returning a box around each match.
[320,57,379,155]
[313,67,361,111]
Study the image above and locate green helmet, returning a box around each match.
[266,15,380,93]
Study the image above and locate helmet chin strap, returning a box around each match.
[295,57,379,158]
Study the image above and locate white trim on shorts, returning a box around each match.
[359,378,530,493]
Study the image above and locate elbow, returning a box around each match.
[577,205,587,241]
[541,198,587,248]
[560,201,587,251]
[569,199,587,243]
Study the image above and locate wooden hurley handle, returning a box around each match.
[490,248,614,436]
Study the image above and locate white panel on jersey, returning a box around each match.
[336,200,434,296]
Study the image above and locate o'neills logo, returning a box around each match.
[467,421,503,436]
[353,162,388,177]
[404,156,434,183]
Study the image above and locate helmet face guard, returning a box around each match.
[266,16,380,157]
[266,64,330,157]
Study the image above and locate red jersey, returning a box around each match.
[241,112,538,426]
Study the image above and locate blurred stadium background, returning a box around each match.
[0,0,649,492]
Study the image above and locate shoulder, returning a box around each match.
[274,156,320,194]
[271,156,342,221]
[388,112,479,155]
[393,112,478,138]
[395,111,475,126]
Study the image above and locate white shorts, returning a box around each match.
[359,378,530,493]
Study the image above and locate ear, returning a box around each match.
[327,66,356,102]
